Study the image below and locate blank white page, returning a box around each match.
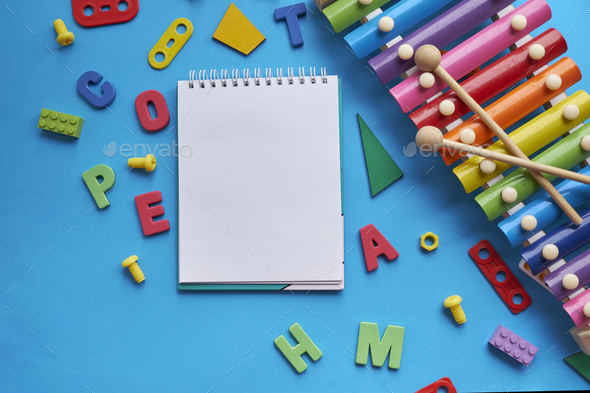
[177,73,343,284]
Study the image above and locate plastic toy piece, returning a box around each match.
[213,3,265,55]
[565,352,590,382]
[476,122,590,221]
[488,324,538,366]
[420,232,438,251]
[54,19,74,46]
[38,108,84,138]
[564,289,590,330]
[135,90,170,132]
[360,224,399,272]
[408,29,566,131]
[415,377,457,393]
[77,71,116,108]
[128,154,157,172]
[135,191,170,236]
[71,0,139,27]
[274,323,322,373]
[344,0,454,59]
[391,0,551,112]
[442,57,581,166]
[469,240,531,313]
[274,3,306,47]
[122,255,145,283]
[82,164,115,209]
[358,114,403,196]
[323,0,390,33]
[443,295,465,324]
[521,206,590,276]
[369,0,515,84]
[571,327,590,356]
[313,0,337,12]
[149,18,193,70]
[545,248,590,301]
[356,322,404,369]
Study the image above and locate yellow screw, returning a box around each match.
[444,295,466,324]
[122,255,145,283]
[54,19,74,46]
[128,154,157,172]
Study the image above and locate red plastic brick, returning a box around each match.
[135,191,170,236]
[360,224,399,272]
[469,240,531,313]
[72,0,139,27]
[135,90,170,132]
[415,377,457,393]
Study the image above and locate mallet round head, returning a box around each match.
[414,45,441,72]
[416,126,444,152]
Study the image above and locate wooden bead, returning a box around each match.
[528,44,545,60]
[542,244,559,260]
[581,135,590,152]
[459,128,475,144]
[479,159,496,174]
[415,126,443,152]
[563,104,580,120]
[439,100,455,116]
[359,0,373,4]
[520,215,537,231]
[511,15,527,31]
[398,44,414,60]
[545,74,562,90]
[562,273,579,290]
[378,17,394,32]
[501,186,518,203]
[414,45,441,72]
[584,302,590,317]
[419,72,435,88]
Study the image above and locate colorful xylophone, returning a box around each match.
[317,0,590,363]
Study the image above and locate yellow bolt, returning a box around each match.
[122,255,145,283]
[444,295,466,324]
[54,19,74,46]
[128,154,157,172]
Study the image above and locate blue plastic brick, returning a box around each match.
[488,324,538,366]
[77,70,116,108]
[274,3,306,47]
[37,108,84,138]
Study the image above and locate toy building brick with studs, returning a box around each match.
[37,108,84,138]
[488,324,538,366]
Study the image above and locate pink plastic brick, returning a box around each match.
[390,0,551,112]
[488,324,538,366]
[564,289,590,330]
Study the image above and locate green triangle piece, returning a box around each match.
[358,114,403,197]
[565,352,590,382]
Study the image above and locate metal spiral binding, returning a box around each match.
[188,67,328,88]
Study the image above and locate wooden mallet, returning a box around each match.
[415,126,590,186]
[413,45,583,225]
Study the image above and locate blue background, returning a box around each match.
[1,0,589,391]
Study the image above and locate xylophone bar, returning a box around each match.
[521,206,590,275]
[391,0,551,112]
[409,29,566,131]
[499,166,590,247]
[440,57,581,166]
[564,289,590,330]
[323,0,391,33]
[475,119,590,221]
[545,247,590,301]
[453,91,590,192]
[344,0,455,59]
[369,0,515,84]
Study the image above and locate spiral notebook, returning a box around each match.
[177,68,343,291]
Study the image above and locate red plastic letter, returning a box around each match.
[135,191,170,236]
[360,224,399,272]
[135,90,170,132]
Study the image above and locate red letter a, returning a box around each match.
[360,224,399,272]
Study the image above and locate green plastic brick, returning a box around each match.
[274,323,322,373]
[38,108,84,138]
[355,321,404,369]
[323,0,391,33]
[475,121,590,221]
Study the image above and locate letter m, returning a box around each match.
[355,322,404,369]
